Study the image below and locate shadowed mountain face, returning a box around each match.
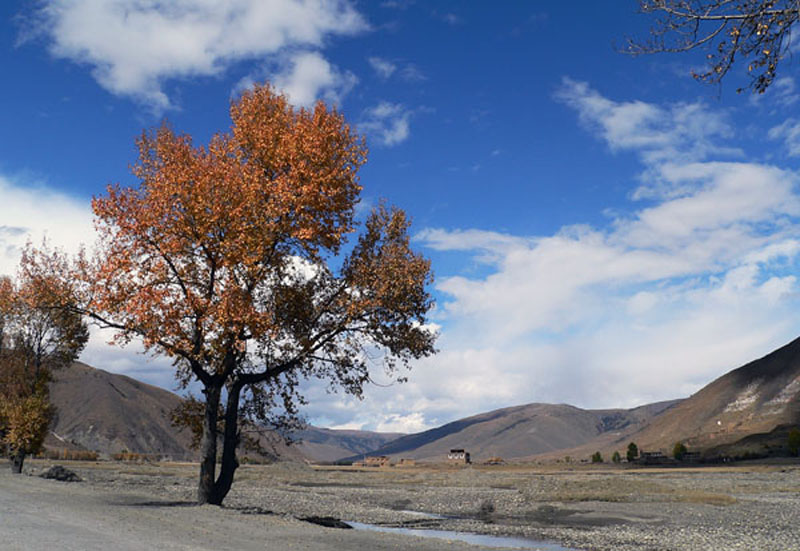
[611,336,800,455]
[351,400,680,462]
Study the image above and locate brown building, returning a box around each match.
[364,455,391,467]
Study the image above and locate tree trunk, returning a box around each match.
[197,383,221,504]
[10,449,25,474]
[213,381,243,505]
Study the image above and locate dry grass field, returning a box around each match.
[8,458,798,550]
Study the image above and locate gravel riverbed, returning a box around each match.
[11,459,800,551]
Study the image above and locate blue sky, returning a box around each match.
[2,1,800,433]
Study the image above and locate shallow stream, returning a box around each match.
[347,521,576,550]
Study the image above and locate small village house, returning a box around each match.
[447,449,471,464]
[364,455,391,467]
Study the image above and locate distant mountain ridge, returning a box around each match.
[348,338,800,462]
[293,427,404,463]
[46,336,800,464]
[347,400,680,462]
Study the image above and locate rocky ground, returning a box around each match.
[7,459,800,550]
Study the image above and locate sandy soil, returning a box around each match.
[4,459,800,550]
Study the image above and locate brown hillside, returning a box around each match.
[616,336,800,455]
[47,361,305,462]
[355,400,678,462]
[48,362,195,458]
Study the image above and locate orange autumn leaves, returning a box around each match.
[83,83,434,390]
[0,270,88,464]
[17,83,433,502]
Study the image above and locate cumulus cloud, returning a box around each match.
[0,176,185,392]
[555,77,741,164]
[375,84,800,427]
[300,156,800,429]
[292,82,800,431]
[266,50,357,107]
[376,412,429,433]
[79,326,186,393]
[0,175,95,277]
[30,0,367,109]
[358,101,411,146]
[411,166,800,417]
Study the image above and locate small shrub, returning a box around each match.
[591,451,603,463]
[673,442,688,461]
[611,451,621,463]
[477,499,495,521]
[41,448,98,461]
[111,451,160,462]
[627,442,639,462]
[788,428,800,457]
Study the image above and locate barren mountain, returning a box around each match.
[608,336,800,456]
[293,427,404,463]
[353,400,679,462]
[47,362,196,459]
[47,362,304,462]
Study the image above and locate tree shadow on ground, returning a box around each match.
[121,500,198,508]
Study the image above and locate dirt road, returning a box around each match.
[0,469,502,551]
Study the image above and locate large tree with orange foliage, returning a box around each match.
[70,84,435,504]
[0,262,88,474]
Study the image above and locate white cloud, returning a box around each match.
[368,56,396,79]
[413,176,800,412]
[769,118,800,157]
[376,412,429,433]
[0,175,95,277]
[398,64,426,82]
[266,51,357,107]
[80,327,182,392]
[437,12,462,25]
[555,77,741,164]
[300,152,800,429]
[359,101,411,146]
[366,57,425,82]
[292,79,800,429]
[370,84,800,426]
[31,0,367,110]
